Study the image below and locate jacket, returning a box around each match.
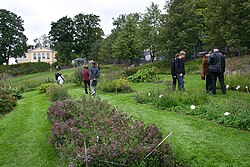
[175,58,185,75]
[90,66,99,79]
[208,52,225,73]
[82,69,90,81]
[171,59,176,76]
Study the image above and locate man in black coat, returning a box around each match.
[208,47,226,94]
[175,51,186,91]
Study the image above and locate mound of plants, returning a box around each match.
[225,72,250,92]
[0,62,51,76]
[128,67,159,83]
[48,97,174,166]
[46,84,71,102]
[0,82,22,114]
[100,76,133,93]
[185,99,250,131]
[134,89,208,110]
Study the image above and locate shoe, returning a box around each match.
[91,91,96,96]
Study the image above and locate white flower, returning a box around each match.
[226,85,229,89]
[148,93,151,96]
[159,94,163,98]
[96,136,99,142]
[184,92,187,95]
[236,86,240,90]
[190,105,196,110]
[246,86,248,89]
[224,112,230,116]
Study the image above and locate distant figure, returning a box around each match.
[90,61,99,96]
[171,53,179,90]
[175,51,186,91]
[55,70,64,85]
[82,65,90,94]
[202,52,212,93]
[208,47,226,94]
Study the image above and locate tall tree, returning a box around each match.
[73,13,104,61]
[140,2,162,62]
[112,13,142,64]
[0,9,27,65]
[160,0,204,58]
[49,16,75,64]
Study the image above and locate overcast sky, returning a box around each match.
[1,0,166,45]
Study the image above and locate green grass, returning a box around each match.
[1,64,250,166]
[0,91,59,167]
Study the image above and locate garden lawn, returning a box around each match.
[68,74,250,167]
[0,91,59,167]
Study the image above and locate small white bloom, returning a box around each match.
[190,105,196,110]
[159,94,163,98]
[246,86,248,89]
[236,86,240,90]
[226,85,229,89]
[148,93,151,96]
[224,112,230,116]
[184,92,187,95]
[96,136,99,142]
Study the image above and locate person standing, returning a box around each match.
[171,53,178,90]
[202,52,212,93]
[175,51,186,91]
[55,70,64,85]
[208,47,226,94]
[82,65,90,94]
[90,61,99,96]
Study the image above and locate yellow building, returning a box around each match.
[17,46,57,64]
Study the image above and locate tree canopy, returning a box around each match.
[0,9,27,65]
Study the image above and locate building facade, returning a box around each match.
[17,46,57,64]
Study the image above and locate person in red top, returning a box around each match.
[82,65,90,94]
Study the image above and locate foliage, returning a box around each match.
[100,76,133,93]
[73,13,104,61]
[33,34,51,47]
[46,84,70,102]
[134,88,208,110]
[0,62,51,76]
[225,72,250,92]
[0,81,22,114]
[72,65,84,86]
[186,99,250,131]
[0,9,28,65]
[128,67,159,83]
[48,97,173,166]
[49,16,75,64]
[37,83,58,94]
[139,2,162,62]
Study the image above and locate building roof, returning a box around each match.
[28,46,55,53]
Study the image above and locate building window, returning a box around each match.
[47,53,50,59]
[42,53,45,59]
[33,53,36,60]
[38,53,41,60]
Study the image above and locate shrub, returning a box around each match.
[100,76,133,93]
[72,65,84,85]
[188,99,250,130]
[46,84,71,102]
[135,89,208,110]
[0,62,51,76]
[225,72,250,92]
[0,82,22,114]
[37,83,58,94]
[128,67,159,83]
[48,97,173,166]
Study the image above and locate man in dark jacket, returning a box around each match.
[208,47,226,94]
[171,53,179,90]
[90,61,99,96]
[175,51,186,91]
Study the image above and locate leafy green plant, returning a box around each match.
[0,82,22,114]
[100,76,133,93]
[38,83,58,94]
[128,67,159,83]
[46,84,71,102]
